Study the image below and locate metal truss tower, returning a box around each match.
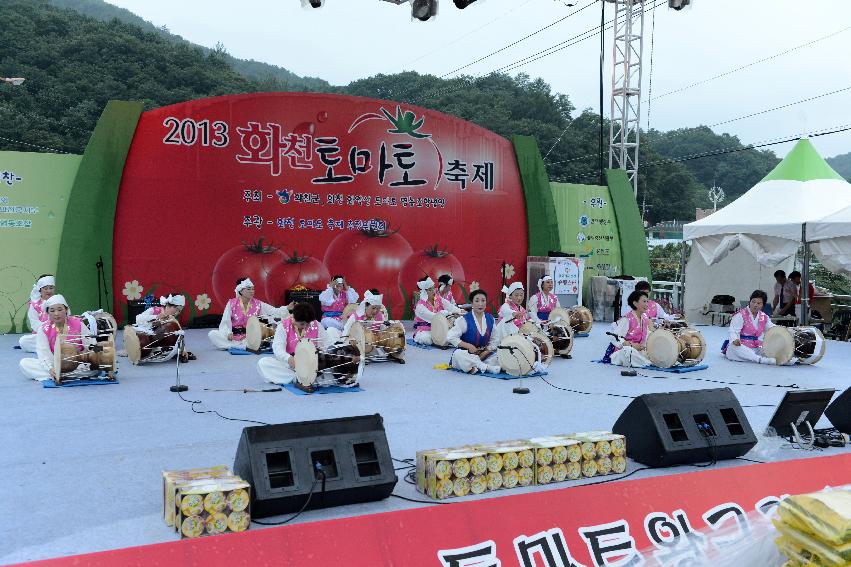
[607,0,646,196]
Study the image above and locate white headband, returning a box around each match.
[362,291,383,306]
[160,294,186,307]
[502,282,524,296]
[31,276,55,302]
[43,294,69,312]
[417,278,435,291]
[538,275,553,291]
[334,277,344,284]
[234,278,254,296]
[438,277,453,290]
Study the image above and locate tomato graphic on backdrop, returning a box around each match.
[211,238,288,306]
[323,225,413,318]
[264,252,330,305]
[399,244,466,308]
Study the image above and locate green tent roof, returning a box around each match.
[761,138,845,183]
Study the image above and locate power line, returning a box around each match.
[708,84,851,128]
[438,0,597,78]
[402,0,541,68]
[650,25,851,102]
[0,134,77,154]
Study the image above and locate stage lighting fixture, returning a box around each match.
[453,0,478,7]
[411,0,437,21]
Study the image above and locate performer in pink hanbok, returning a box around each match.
[18,294,97,383]
[498,281,531,334]
[319,275,359,330]
[527,275,561,325]
[208,278,290,350]
[632,281,677,323]
[257,303,335,385]
[19,274,56,352]
[603,290,654,368]
[722,290,779,365]
[412,277,464,345]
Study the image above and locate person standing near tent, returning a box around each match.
[788,270,817,321]
[722,290,778,365]
[771,270,797,317]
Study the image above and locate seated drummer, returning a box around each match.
[602,290,654,368]
[413,276,465,345]
[18,294,94,384]
[722,290,780,365]
[257,302,340,385]
[342,289,405,364]
[208,278,291,350]
[633,281,677,323]
[447,289,502,374]
[498,281,532,333]
[527,275,560,325]
[136,294,196,362]
[19,274,56,352]
[319,275,359,330]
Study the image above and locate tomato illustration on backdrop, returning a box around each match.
[264,252,330,305]
[323,224,413,318]
[211,238,288,306]
[399,244,466,307]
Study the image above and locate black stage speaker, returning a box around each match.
[612,388,757,467]
[826,387,851,434]
[233,413,397,518]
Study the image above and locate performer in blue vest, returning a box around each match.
[447,289,503,374]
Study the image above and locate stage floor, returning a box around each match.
[2,324,849,564]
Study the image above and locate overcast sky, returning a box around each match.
[107,0,851,161]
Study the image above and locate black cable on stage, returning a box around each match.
[636,371,799,389]
[391,493,452,505]
[177,390,272,426]
[736,457,767,465]
[251,477,320,526]
[540,373,637,399]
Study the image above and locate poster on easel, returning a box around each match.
[526,256,584,308]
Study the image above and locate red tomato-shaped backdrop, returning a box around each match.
[113,93,528,320]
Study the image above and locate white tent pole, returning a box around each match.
[801,223,810,326]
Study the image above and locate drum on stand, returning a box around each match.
[547,321,574,357]
[362,321,406,360]
[294,338,361,392]
[245,316,276,352]
[123,317,182,364]
[430,313,458,347]
[54,334,116,381]
[497,334,539,377]
[763,326,826,366]
[646,327,706,368]
[568,306,594,333]
[81,310,117,343]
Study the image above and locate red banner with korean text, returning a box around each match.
[23,454,851,567]
[113,93,528,321]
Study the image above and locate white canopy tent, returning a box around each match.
[809,204,851,276]
[683,138,851,323]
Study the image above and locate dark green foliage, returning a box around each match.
[826,151,851,181]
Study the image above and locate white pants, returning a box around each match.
[451,349,499,373]
[257,357,297,385]
[413,330,433,345]
[725,344,774,364]
[19,358,50,381]
[208,329,245,350]
[610,346,651,368]
[19,333,37,352]
[322,317,344,331]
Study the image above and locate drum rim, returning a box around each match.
[245,316,263,351]
[763,326,795,366]
[430,313,450,346]
[123,325,142,364]
[497,334,536,376]
[294,339,319,387]
[646,328,679,368]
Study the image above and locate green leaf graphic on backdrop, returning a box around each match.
[399,283,413,320]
